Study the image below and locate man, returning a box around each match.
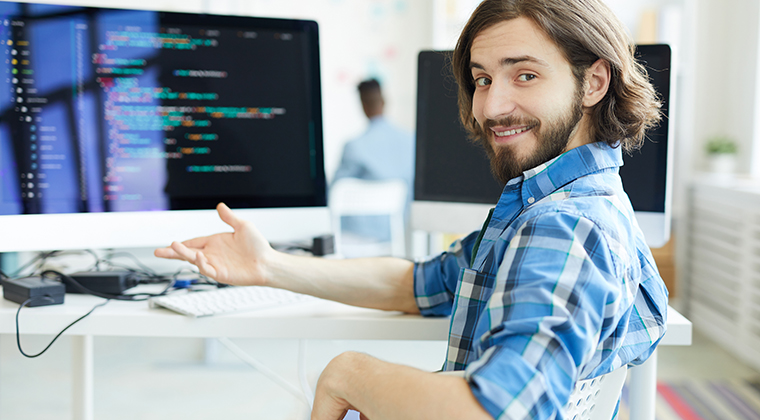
[155,0,668,418]
[332,78,415,244]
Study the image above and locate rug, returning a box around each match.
[617,380,760,420]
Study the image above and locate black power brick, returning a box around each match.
[312,234,335,256]
[2,277,65,307]
[65,271,139,295]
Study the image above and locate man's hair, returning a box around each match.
[358,78,383,112]
[452,0,662,152]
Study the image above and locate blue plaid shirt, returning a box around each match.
[414,142,668,419]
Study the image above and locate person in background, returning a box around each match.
[331,78,415,244]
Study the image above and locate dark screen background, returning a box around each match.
[0,2,326,215]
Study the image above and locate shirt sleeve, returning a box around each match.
[413,231,480,316]
[465,211,666,419]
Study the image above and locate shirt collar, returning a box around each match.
[492,142,623,221]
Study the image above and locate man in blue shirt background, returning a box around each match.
[332,79,415,245]
[156,0,668,418]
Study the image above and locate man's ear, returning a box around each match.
[582,59,611,107]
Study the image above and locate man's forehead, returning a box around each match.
[469,17,564,67]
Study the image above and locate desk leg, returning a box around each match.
[628,349,657,420]
[72,335,94,420]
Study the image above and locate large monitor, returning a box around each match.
[412,46,673,248]
[0,2,329,252]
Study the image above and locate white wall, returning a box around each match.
[692,0,760,175]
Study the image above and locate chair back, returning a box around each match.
[565,366,627,420]
[329,178,408,257]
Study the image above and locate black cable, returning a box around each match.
[15,296,110,358]
[10,251,56,278]
[101,251,159,278]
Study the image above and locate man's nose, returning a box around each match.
[482,81,517,121]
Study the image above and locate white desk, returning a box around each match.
[0,289,691,420]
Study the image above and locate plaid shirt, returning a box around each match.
[414,142,668,419]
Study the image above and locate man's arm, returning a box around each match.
[154,203,418,313]
[312,352,492,420]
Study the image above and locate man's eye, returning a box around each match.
[517,74,536,82]
[474,77,491,87]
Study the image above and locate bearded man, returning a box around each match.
[156,0,668,418]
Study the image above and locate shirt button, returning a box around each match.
[527,197,535,204]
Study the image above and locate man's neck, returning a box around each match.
[563,113,595,153]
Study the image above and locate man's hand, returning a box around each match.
[155,202,418,313]
[154,202,274,286]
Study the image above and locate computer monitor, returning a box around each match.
[412,46,673,248]
[0,2,329,253]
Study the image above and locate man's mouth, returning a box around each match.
[491,125,534,141]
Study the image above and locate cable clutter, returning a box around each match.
[0,249,216,358]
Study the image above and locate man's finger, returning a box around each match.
[216,202,242,231]
[154,247,180,260]
[179,236,210,250]
[195,251,218,279]
[170,241,198,263]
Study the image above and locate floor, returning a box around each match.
[0,335,449,419]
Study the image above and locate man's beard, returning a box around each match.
[477,92,585,185]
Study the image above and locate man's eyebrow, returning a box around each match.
[470,55,551,70]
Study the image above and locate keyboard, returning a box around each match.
[149,286,315,317]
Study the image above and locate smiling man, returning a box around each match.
[155,0,668,419]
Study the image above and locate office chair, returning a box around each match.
[329,178,408,258]
[566,366,628,420]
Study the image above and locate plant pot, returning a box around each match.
[708,154,737,174]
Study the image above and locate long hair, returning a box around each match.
[452,0,662,152]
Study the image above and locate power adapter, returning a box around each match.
[2,277,65,307]
[65,271,139,295]
[312,234,335,256]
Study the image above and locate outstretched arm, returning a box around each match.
[154,203,418,313]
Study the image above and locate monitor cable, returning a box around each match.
[14,295,110,358]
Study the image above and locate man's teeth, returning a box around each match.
[496,127,530,136]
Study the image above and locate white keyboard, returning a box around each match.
[149,286,315,317]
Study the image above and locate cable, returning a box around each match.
[10,251,55,279]
[15,296,110,358]
[217,337,311,407]
[100,251,160,278]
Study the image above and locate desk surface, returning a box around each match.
[0,287,691,345]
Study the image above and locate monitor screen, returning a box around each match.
[0,2,329,252]
[412,46,673,247]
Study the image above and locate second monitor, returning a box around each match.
[412,46,673,248]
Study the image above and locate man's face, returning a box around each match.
[470,17,587,184]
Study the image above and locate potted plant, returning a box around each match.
[705,136,738,174]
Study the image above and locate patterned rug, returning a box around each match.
[618,380,760,420]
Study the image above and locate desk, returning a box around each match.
[0,289,691,420]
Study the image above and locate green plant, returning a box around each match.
[705,136,738,155]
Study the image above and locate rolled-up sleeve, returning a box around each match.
[414,231,479,317]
